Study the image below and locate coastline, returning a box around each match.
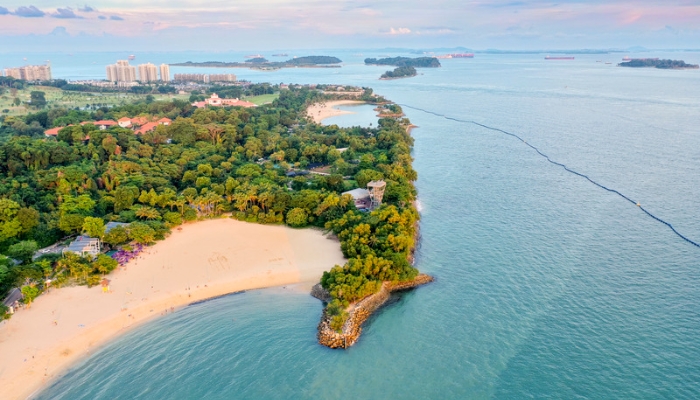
[379,74,417,80]
[313,275,434,348]
[307,100,365,124]
[0,218,345,400]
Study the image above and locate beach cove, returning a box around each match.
[0,218,344,399]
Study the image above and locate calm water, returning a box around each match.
[11,50,700,399]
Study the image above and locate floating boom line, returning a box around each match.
[400,103,700,249]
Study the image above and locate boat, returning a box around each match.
[545,56,575,60]
[128,55,135,60]
[245,54,264,59]
[437,53,474,59]
[272,53,288,57]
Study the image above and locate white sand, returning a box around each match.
[0,219,344,399]
[307,100,365,124]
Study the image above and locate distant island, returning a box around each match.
[380,66,417,80]
[619,59,699,69]
[365,56,441,68]
[171,56,342,70]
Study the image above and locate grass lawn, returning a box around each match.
[244,93,280,105]
[1,86,188,117]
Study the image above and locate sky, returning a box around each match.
[0,0,699,52]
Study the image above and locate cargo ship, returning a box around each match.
[545,56,574,60]
[436,53,474,59]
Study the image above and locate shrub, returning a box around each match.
[286,207,308,227]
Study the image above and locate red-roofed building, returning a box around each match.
[118,117,132,128]
[80,120,118,130]
[94,120,118,130]
[44,127,62,136]
[130,116,149,126]
[192,93,257,109]
[157,117,172,126]
[135,122,158,135]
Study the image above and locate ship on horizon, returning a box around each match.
[128,55,135,60]
[436,53,474,59]
[545,56,575,60]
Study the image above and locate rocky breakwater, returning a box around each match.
[312,274,434,349]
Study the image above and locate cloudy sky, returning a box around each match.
[0,0,699,51]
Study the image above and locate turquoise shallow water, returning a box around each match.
[11,50,700,399]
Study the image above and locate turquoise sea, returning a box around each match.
[4,49,700,399]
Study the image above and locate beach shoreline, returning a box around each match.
[307,100,365,124]
[0,219,345,400]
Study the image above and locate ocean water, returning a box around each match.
[13,50,700,399]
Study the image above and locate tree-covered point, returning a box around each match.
[171,56,343,69]
[380,66,418,79]
[618,59,699,69]
[365,57,441,68]
[0,85,420,325]
[285,56,342,65]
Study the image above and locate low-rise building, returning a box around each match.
[342,188,371,210]
[118,117,132,128]
[192,93,257,109]
[63,236,101,257]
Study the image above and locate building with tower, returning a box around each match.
[367,180,386,210]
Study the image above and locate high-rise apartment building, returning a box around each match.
[160,64,170,82]
[138,63,158,82]
[106,60,137,83]
[3,64,51,81]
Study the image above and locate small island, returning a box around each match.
[365,56,441,68]
[380,66,417,80]
[618,58,699,69]
[171,56,343,70]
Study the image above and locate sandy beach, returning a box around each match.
[0,219,344,400]
[307,100,365,124]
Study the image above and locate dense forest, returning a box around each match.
[619,59,699,69]
[365,57,441,68]
[380,66,418,79]
[0,85,420,329]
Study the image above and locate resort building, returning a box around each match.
[106,60,137,83]
[134,117,172,134]
[342,180,387,210]
[160,64,170,82]
[77,120,118,130]
[138,63,159,82]
[63,236,101,257]
[105,222,128,234]
[342,188,371,210]
[118,117,132,128]
[191,93,257,109]
[3,64,52,81]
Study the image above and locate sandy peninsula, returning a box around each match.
[0,218,344,400]
[307,100,365,124]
